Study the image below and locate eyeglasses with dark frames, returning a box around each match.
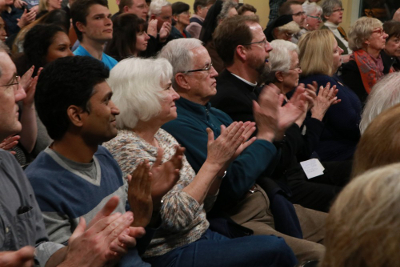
[0,75,20,92]
[243,39,268,46]
[180,62,213,74]
[292,11,306,16]
[332,8,344,13]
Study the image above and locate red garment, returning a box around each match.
[351,49,394,94]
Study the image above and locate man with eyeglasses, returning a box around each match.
[159,16,326,266]
[278,1,307,43]
[209,15,326,263]
[0,43,145,267]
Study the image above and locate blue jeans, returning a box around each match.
[145,229,297,267]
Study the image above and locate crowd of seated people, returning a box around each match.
[2,0,400,266]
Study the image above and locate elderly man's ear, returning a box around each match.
[174,73,190,91]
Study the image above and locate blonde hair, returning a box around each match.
[39,0,49,13]
[348,17,383,51]
[278,21,300,34]
[352,103,400,178]
[321,162,400,267]
[298,29,336,76]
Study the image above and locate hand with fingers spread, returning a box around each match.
[47,197,145,267]
[17,9,36,28]
[150,146,182,210]
[147,19,158,38]
[294,82,318,126]
[127,160,153,228]
[59,205,136,267]
[0,135,20,154]
[232,121,256,159]
[159,22,171,42]
[21,66,41,108]
[311,82,340,121]
[278,84,310,139]
[0,246,35,267]
[205,121,246,167]
[253,84,280,142]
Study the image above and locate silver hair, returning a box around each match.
[217,0,238,21]
[360,72,400,134]
[269,39,299,73]
[303,1,322,16]
[321,0,342,21]
[107,57,173,129]
[158,38,203,88]
[149,0,171,17]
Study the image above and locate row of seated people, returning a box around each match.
[3,15,400,265]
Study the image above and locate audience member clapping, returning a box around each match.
[104,56,297,267]
[10,9,69,53]
[299,29,362,161]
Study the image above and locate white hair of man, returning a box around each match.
[302,2,322,16]
[158,38,203,88]
[360,72,400,134]
[269,39,299,72]
[107,57,173,129]
[148,0,171,16]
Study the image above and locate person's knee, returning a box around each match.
[253,235,297,266]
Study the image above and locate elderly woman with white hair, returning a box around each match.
[302,2,322,32]
[104,57,296,267]
[341,17,394,105]
[265,39,347,212]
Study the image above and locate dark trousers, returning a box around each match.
[288,160,353,212]
[145,229,297,267]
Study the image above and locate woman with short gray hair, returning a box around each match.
[341,17,394,104]
[321,0,351,60]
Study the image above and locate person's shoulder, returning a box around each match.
[102,53,118,68]
[73,45,85,56]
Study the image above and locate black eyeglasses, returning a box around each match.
[292,11,306,16]
[332,8,344,13]
[243,39,268,46]
[180,62,213,74]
